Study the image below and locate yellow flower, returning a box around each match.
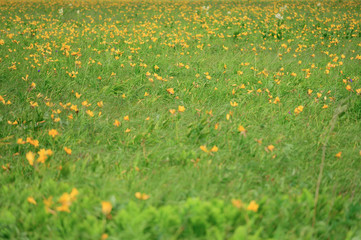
[169,109,176,114]
[114,120,120,127]
[167,88,174,95]
[210,145,218,152]
[27,197,37,205]
[17,138,26,144]
[200,145,208,153]
[346,85,352,91]
[37,149,53,163]
[44,196,55,214]
[322,104,328,109]
[56,204,70,212]
[124,115,129,121]
[335,152,342,158]
[135,192,150,200]
[64,147,72,155]
[178,105,185,112]
[70,188,79,201]
[97,101,104,108]
[230,101,238,107]
[247,200,259,212]
[232,199,243,209]
[101,234,109,240]
[101,201,112,215]
[26,151,35,166]
[294,105,304,115]
[86,110,94,117]
[75,92,81,98]
[238,125,246,132]
[267,145,275,152]
[26,137,39,147]
[273,97,280,104]
[49,129,59,138]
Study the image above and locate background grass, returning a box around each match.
[0,0,361,239]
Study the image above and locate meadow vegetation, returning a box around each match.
[0,0,361,239]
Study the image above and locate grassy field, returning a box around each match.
[1,0,361,239]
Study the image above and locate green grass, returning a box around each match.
[1,0,361,239]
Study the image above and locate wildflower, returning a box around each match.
[58,8,63,15]
[44,196,55,214]
[86,110,94,117]
[101,201,112,215]
[26,151,35,166]
[247,201,259,212]
[275,13,283,20]
[169,109,176,114]
[267,145,275,152]
[97,101,104,108]
[37,149,53,163]
[294,106,304,115]
[167,88,175,94]
[26,137,39,147]
[64,147,72,155]
[124,115,129,121]
[114,120,120,127]
[335,152,342,158]
[273,97,280,104]
[322,105,328,109]
[232,199,243,209]
[17,138,26,144]
[238,125,246,136]
[27,197,37,205]
[210,146,218,152]
[200,145,208,153]
[178,105,185,112]
[135,192,150,200]
[48,129,59,138]
[230,101,238,107]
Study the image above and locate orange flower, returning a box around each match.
[64,147,72,155]
[267,145,275,152]
[200,145,208,153]
[210,146,218,152]
[27,197,37,205]
[247,201,259,212]
[97,101,104,108]
[48,129,59,138]
[335,152,342,158]
[114,120,120,127]
[101,201,112,215]
[232,199,243,209]
[294,105,304,115]
[135,192,150,200]
[238,125,246,132]
[86,110,94,117]
[178,105,185,112]
[26,151,35,166]
[167,88,174,95]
